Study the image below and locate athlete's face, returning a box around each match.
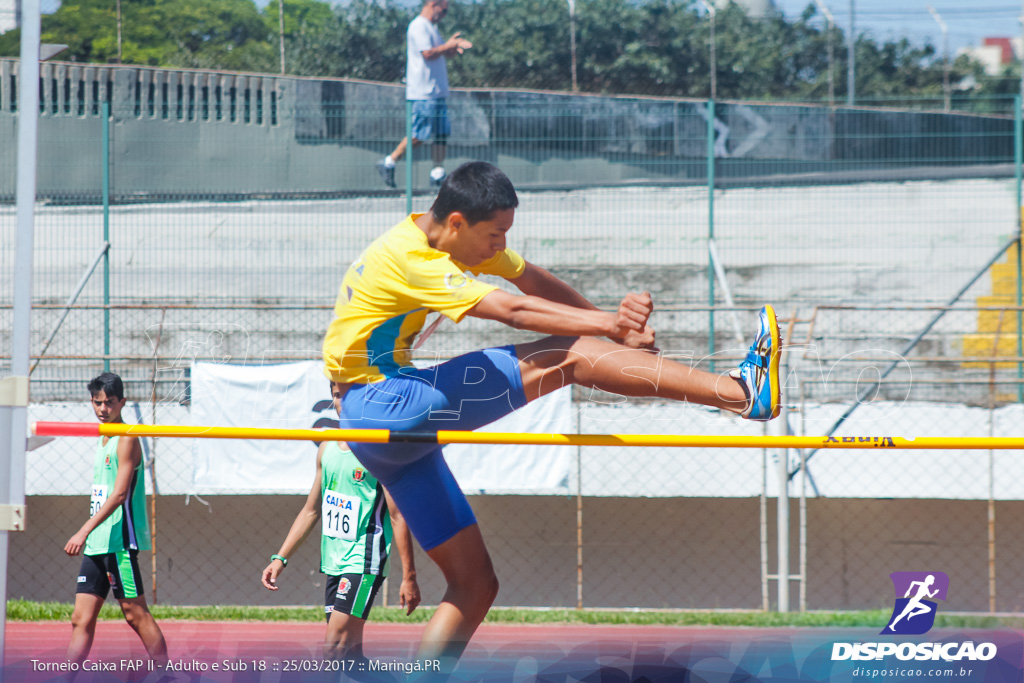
[330,382,345,414]
[91,390,126,423]
[453,208,515,267]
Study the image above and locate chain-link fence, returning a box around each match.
[2,59,1023,613]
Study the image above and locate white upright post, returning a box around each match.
[2,0,41,670]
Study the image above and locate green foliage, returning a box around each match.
[0,0,996,102]
[283,0,409,81]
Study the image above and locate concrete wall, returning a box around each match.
[0,59,1014,201]
[12,495,1024,612]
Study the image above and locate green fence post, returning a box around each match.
[707,99,716,372]
[102,100,111,373]
[405,99,413,216]
[1015,95,1022,403]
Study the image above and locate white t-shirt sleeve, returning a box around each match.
[408,17,435,56]
[406,17,449,100]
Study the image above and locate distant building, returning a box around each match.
[958,37,1021,76]
[714,0,769,19]
[0,0,18,34]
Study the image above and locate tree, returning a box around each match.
[0,0,277,72]
[0,0,991,105]
[281,0,408,80]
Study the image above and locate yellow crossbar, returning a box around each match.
[30,422,1024,449]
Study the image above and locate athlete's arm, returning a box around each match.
[261,443,326,591]
[383,488,420,615]
[468,288,655,348]
[510,262,598,311]
[64,436,142,556]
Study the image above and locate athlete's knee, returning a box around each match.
[455,567,499,607]
[70,606,97,632]
[515,336,580,375]
[484,572,499,604]
[119,601,150,629]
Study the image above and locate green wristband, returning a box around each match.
[271,554,288,566]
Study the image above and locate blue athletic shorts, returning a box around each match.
[410,99,450,142]
[338,346,527,550]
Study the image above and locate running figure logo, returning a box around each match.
[883,571,949,635]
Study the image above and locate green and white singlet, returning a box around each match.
[320,442,393,576]
[84,435,151,555]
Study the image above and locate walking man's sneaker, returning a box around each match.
[376,159,396,188]
[429,166,446,188]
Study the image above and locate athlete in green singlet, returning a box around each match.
[261,382,420,660]
[64,372,168,668]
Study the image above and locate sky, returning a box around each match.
[770,1,1021,53]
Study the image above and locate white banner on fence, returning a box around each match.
[190,361,572,494]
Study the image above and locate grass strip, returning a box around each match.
[7,600,1021,629]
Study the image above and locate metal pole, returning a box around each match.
[102,101,111,373]
[575,405,583,610]
[405,99,413,215]
[813,0,835,107]
[798,375,808,612]
[568,0,578,92]
[709,9,717,99]
[1016,96,1023,403]
[706,98,716,371]
[4,0,42,666]
[927,6,949,111]
[759,443,769,611]
[116,0,122,63]
[30,242,111,374]
[707,239,746,346]
[278,0,286,75]
[986,316,1001,614]
[847,0,855,105]
[773,414,789,612]
[700,0,716,99]
[773,318,795,613]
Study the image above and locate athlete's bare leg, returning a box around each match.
[415,525,498,671]
[514,336,748,410]
[67,593,105,664]
[118,597,168,666]
[324,611,367,660]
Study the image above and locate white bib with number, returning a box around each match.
[90,485,108,517]
[322,489,359,541]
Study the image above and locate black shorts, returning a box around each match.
[324,573,385,622]
[77,550,145,600]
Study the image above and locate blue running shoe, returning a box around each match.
[731,305,781,421]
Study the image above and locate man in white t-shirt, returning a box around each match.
[377,0,472,189]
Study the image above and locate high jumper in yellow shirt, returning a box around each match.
[322,160,780,669]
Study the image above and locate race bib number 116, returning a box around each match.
[322,489,359,541]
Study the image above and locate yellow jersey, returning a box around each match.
[323,214,525,384]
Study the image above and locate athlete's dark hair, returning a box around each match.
[430,161,519,225]
[87,372,124,400]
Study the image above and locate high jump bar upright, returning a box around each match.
[29,422,1024,450]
